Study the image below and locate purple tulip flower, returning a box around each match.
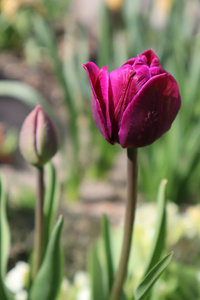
[83,49,181,148]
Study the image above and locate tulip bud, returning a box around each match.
[19,104,59,167]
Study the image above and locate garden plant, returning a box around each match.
[0,48,183,300]
[1,1,200,300]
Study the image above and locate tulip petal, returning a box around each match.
[141,49,159,66]
[19,107,39,165]
[36,105,58,164]
[123,49,159,67]
[122,57,136,66]
[83,62,114,143]
[119,73,181,148]
[110,65,135,125]
[83,62,100,88]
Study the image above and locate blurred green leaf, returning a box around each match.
[0,81,57,123]
[30,216,64,300]
[44,162,60,253]
[98,3,113,68]
[0,177,10,278]
[0,176,14,300]
[0,279,15,300]
[89,244,106,300]
[102,215,114,295]
[143,179,167,277]
[135,252,173,300]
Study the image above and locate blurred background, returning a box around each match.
[1,0,200,299]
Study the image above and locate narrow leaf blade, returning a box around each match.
[0,176,10,277]
[0,177,14,300]
[135,252,173,300]
[102,215,114,294]
[44,162,60,253]
[30,216,64,300]
[143,179,167,277]
[89,244,106,300]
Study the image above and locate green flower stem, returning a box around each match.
[33,166,45,278]
[110,147,138,300]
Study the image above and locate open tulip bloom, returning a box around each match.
[83,49,181,148]
[83,49,181,300]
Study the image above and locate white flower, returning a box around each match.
[15,290,28,300]
[5,261,29,294]
[76,287,90,300]
[74,271,89,288]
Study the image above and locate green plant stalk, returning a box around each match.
[110,147,138,300]
[33,167,45,278]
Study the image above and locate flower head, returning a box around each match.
[83,49,181,148]
[19,104,59,167]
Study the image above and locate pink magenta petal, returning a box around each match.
[122,57,136,66]
[83,62,100,99]
[109,65,135,124]
[141,49,159,66]
[119,73,181,148]
[83,62,114,143]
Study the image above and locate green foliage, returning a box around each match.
[31,13,79,171]
[158,262,200,300]
[102,215,114,294]
[1,0,200,202]
[88,180,171,300]
[0,278,15,300]
[30,216,64,300]
[0,176,10,278]
[0,176,14,300]
[0,81,57,123]
[44,162,60,253]
[89,244,107,300]
[143,180,167,277]
[135,252,173,300]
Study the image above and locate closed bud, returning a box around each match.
[19,104,59,167]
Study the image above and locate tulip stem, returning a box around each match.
[33,166,45,278]
[110,147,138,300]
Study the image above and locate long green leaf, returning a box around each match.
[0,177,14,300]
[0,176,10,277]
[30,216,64,300]
[89,244,106,300]
[142,179,167,277]
[135,252,173,300]
[44,162,60,254]
[102,215,114,295]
